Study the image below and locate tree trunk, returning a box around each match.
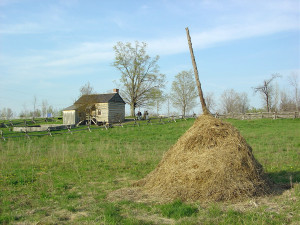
[266,94,269,112]
[185,27,210,115]
[130,103,135,117]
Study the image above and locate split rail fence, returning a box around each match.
[0,115,194,141]
[1,112,299,141]
[216,111,299,120]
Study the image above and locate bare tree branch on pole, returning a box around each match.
[185,27,210,115]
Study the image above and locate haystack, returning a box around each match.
[133,114,269,202]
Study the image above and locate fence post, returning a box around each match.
[147,118,152,125]
[67,125,73,134]
[23,130,30,139]
[0,130,5,141]
[104,123,110,130]
[167,117,171,123]
[134,118,139,127]
[47,128,52,137]
[87,125,91,132]
[159,116,165,124]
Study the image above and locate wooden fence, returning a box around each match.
[216,111,299,120]
[0,116,194,141]
[1,113,299,141]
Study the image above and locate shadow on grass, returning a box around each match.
[266,170,300,195]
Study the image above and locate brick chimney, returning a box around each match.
[113,88,119,93]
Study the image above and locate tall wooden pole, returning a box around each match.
[185,27,210,115]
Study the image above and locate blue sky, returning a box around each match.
[0,0,299,115]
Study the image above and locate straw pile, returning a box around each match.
[133,114,269,202]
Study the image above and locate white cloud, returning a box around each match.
[0,22,43,34]
[148,6,299,55]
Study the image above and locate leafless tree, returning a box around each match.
[79,81,95,97]
[1,108,13,120]
[220,89,249,114]
[288,72,299,111]
[165,94,171,117]
[41,100,48,118]
[148,89,166,115]
[33,95,37,118]
[204,92,216,112]
[280,91,295,111]
[113,41,165,117]
[238,92,250,113]
[253,74,281,112]
[171,70,197,117]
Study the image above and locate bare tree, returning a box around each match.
[0,108,5,120]
[1,108,13,120]
[171,70,198,117]
[288,72,299,111]
[165,94,172,117]
[204,92,216,112]
[253,74,281,112]
[280,91,294,111]
[272,82,280,112]
[148,89,166,116]
[238,92,250,113]
[47,105,54,117]
[220,89,249,114]
[113,41,165,117]
[79,81,95,97]
[33,95,37,118]
[41,100,48,118]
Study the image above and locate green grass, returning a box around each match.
[0,117,299,224]
[158,200,198,219]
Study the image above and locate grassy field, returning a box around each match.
[0,117,299,224]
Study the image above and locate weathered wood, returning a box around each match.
[185,27,210,115]
[216,111,300,119]
[0,130,5,141]
[67,125,73,134]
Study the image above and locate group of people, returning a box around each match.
[136,110,149,120]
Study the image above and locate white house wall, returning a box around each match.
[63,110,78,125]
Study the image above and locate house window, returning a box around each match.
[98,109,101,115]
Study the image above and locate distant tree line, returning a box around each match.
[0,97,62,120]
[110,41,299,117]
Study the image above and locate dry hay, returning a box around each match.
[110,114,270,203]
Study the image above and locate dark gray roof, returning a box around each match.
[63,105,81,111]
[63,93,125,111]
[74,93,125,104]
